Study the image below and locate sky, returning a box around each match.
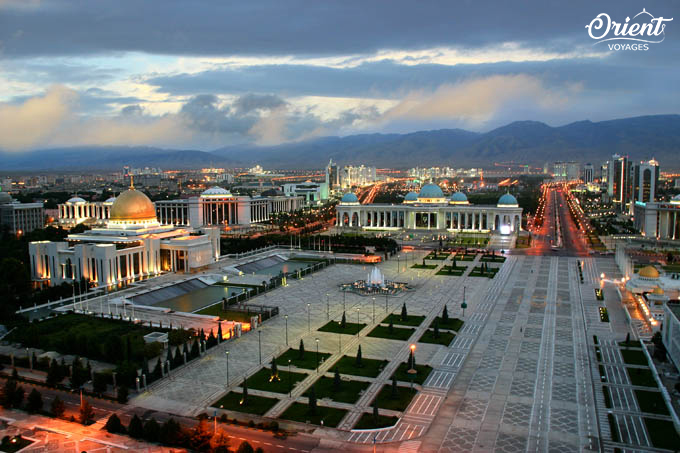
[0,0,678,152]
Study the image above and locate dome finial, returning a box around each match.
[130,174,134,190]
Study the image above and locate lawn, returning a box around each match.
[620,348,648,366]
[391,362,433,385]
[634,390,669,415]
[626,367,657,387]
[304,376,370,404]
[431,317,464,331]
[418,329,455,346]
[279,402,347,428]
[367,325,415,341]
[619,340,642,349]
[318,320,366,335]
[644,418,680,450]
[480,255,506,263]
[353,413,400,429]
[245,367,308,394]
[371,383,417,412]
[435,267,466,276]
[275,348,333,370]
[411,263,437,269]
[468,266,499,278]
[425,252,449,260]
[457,254,477,261]
[382,313,425,327]
[334,355,388,378]
[211,392,279,415]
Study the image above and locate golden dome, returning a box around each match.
[639,265,659,279]
[652,286,664,295]
[110,189,157,222]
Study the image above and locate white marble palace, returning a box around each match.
[335,183,523,234]
[30,182,220,288]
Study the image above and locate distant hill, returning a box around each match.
[1,115,679,171]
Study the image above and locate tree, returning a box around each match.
[190,339,200,359]
[93,373,108,394]
[117,385,129,404]
[51,396,65,418]
[241,376,248,404]
[270,360,280,382]
[152,358,162,381]
[333,367,341,391]
[143,418,160,442]
[26,389,43,413]
[401,303,408,321]
[341,311,347,328]
[237,441,255,453]
[391,376,399,399]
[298,339,305,359]
[355,345,363,367]
[128,414,144,439]
[105,414,125,434]
[79,399,95,425]
[442,305,449,322]
[159,418,183,445]
[1,377,22,408]
[217,323,223,342]
[70,356,84,390]
[46,359,63,386]
[625,332,630,345]
[308,385,317,415]
[388,318,394,334]
[408,349,415,369]
[433,319,440,339]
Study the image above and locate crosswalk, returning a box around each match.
[424,370,455,389]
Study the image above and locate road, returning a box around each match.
[0,377,320,453]
[515,186,588,257]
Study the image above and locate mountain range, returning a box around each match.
[1,115,679,171]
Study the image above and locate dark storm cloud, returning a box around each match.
[2,0,677,58]
[178,94,257,135]
[233,93,287,114]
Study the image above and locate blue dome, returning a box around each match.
[418,183,444,199]
[341,192,359,203]
[449,191,468,203]
[498,193,518,206]
[404,191,418,201]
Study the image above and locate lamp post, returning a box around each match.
[307,303,311,332]
[343,291,346,311]
[327,293,330,320]
[338,323,342,353]
[225,351,230,386]
[372,297,376,323]
[315,338,320,373]
[407,344,417,391]
[288,359,292,397]
[284,314,289,345]
[258,329,262,364]
[356,307,360,338]
[385,293,388,313]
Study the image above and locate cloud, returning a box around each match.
[234,93,287,114]
[381,75,568,127]
[0,85,75,150]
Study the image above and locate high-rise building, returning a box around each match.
[608,154,632,211]
[340,165,377,188]
[600,161,609,185]
[630,159,660,213]
[583,163,594,184]
[326,159,339,190]
[553,161,580,181]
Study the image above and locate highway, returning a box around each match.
[517,186,589,257]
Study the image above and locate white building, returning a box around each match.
[155,187,304,228]
[336,183,522,233]
[553,161,580,182]
[0,191,44,234]
[283,182,327,205]
[633,195,680,240]
[30,183,220,287]
[58,196,115,227]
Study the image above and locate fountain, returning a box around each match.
[341,266,411,296]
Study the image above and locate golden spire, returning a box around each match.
[130,174,134,190]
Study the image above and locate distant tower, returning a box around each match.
[630,159,660,214]
[583,163,594,184]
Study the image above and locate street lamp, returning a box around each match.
[343,291,346,311]
[284,314,289,345]
[307,303,311,332]
[372,297,376,323]
[408,344,417,391]
[338,322,342,353]
[356,307,360,337]
[258,329,262,364]
[315,338,320,373]
[288,359,292,397]
[327,293,330,320]
[225,351,230,386]
[385,293,388,313]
